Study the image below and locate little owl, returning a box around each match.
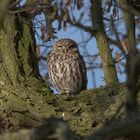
[47,38,87,94]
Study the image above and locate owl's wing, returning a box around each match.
[78,54,88,90]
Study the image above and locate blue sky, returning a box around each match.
[34,0,126,92]
[21,0,127,92]
[35,13,106,90]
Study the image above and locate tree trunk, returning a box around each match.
[0,13,40,86]
[0,12,53,131]
[1,2,140,140]
[90,0,118,85]
[120,0,136,53]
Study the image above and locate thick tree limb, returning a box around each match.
[89,117,140,140]
[0,118,76,140]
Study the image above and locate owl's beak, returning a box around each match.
[62,46,67,53]
[64,48,67,53]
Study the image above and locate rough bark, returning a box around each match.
[0,13,40,85]
[0,11,52,133]
[90,0,118,85]
[1,83,140,140]
[0,82,125,135]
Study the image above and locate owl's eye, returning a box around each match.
[69,45,75,48]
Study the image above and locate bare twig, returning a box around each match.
[64,17,96,35]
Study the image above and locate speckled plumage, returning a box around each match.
[47,38,87,94]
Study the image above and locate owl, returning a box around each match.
[47,38,87,95]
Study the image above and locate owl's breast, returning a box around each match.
[47,52,87,94]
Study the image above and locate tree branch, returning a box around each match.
[66,17,96,35]
[89,117,140,140]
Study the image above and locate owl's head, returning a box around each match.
[53,38,79,53]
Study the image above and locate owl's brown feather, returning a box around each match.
[47,38,87,94]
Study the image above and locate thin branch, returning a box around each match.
[67,18,96,35]
[9,0,22,8]
[110,16,127,54]
[114,55,126,63]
